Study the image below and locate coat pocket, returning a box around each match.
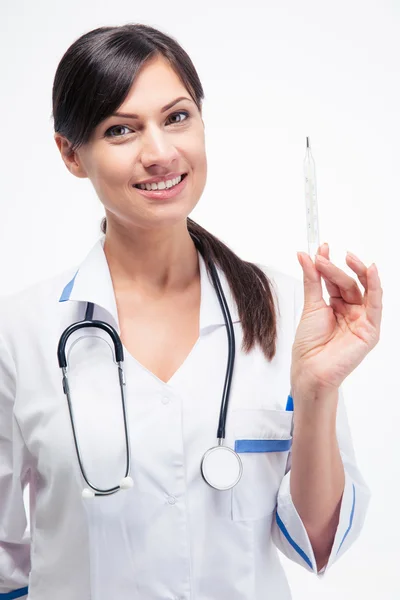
[230,408,293,521]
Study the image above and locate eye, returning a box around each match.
[104,125,132,138]
[166,110,190,125]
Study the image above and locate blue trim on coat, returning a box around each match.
[276,511,313,569]
[285,394,294,411]
[0,587,29,599]
[235,439,292,453]
[336,483,356,554]
[59,270,79,302]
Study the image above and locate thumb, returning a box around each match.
[297,252,323,305]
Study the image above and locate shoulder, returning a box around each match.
[255,262,303,303]
[0,266,77,343]
[252,262,305,331]
[0,266,76,312]
[257,263,302,291]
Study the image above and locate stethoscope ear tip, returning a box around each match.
[120,476,134,490]
[82,488,95,499]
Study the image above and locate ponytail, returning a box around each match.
[100,217,277,360]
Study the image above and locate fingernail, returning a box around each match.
[346,251,361,262]
[316,255,329,264]
[317,243,328,255]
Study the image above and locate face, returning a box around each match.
[55,55,207,232]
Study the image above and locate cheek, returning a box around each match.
[189,142,207,202]
[196,149,207,184]
[93,147,134,185]
[186,135,207,176]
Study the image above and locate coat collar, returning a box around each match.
[59,235,240,333]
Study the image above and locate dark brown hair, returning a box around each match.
[51,23,278,360]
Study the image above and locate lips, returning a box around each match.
[134,173,187,189]
[132,172,189,200]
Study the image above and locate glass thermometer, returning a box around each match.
[304,136,320,260]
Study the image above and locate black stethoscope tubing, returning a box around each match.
[57,233,236,495]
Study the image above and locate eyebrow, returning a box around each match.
[111,96,194,119]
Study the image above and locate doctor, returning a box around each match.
[0,23,382,600]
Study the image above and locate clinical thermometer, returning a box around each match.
[304,137,320,260]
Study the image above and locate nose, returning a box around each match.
[139,125,180,169]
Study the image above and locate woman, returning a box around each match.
[0,23,382,600]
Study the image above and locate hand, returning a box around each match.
[291,243,383,396]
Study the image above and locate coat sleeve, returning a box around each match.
[271,278,371,576]
[0,332,31,598]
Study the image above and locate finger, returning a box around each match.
[329,297,353,331]
[345,251,368,293]
[297,251,324,305]
[365,263,383,331]
[329,297,363,319]
[315,255,364,305]
[318,243,341,299]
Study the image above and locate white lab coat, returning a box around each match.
[0,235,370,600]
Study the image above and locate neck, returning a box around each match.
[102,219,199,296]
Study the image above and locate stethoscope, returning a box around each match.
[57,233,242,498]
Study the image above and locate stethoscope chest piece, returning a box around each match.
[201,445,243,490]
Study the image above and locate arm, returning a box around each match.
[271,274,371,575]
[290,387,344,571]
[272,385,370,576]
[0,333,31,598]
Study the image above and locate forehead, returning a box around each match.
[118,55,190,113]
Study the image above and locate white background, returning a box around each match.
[1,0,399,598]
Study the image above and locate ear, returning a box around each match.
[54,133,88,179]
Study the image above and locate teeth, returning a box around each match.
[135,175,183,191]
